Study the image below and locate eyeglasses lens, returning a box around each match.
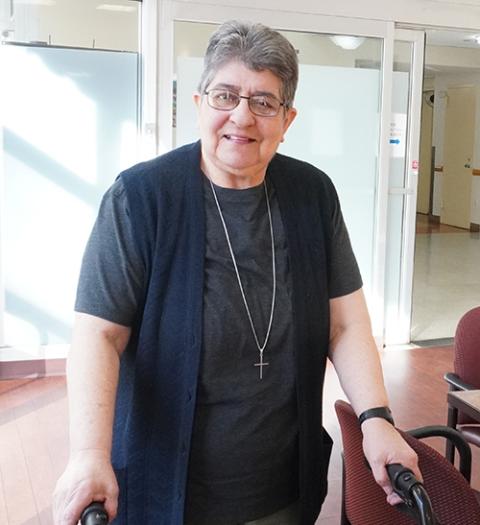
[206,90,281,117]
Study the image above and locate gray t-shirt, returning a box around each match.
[75,177,361,325]
[75,174,362,524]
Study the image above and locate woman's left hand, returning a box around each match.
[361,418,421,505]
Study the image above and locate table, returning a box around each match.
[447,389,480,423]
[446,390,480,467]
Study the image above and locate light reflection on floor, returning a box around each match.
[411,214,480,341]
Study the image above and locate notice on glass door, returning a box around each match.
[389,113,407,157]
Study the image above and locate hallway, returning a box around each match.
[411,214,480,342]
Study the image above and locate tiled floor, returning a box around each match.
[411,214,480,341]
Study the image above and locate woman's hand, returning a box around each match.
[361,418,421,505]
[53,449,118,525]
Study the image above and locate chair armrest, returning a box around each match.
[408,425,472,483]
[444,372,474,391]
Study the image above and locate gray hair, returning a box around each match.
[198,20,298,109]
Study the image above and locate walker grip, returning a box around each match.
[80,502,108,525]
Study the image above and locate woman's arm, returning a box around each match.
[328,288,420,504]
[53,312,131,525]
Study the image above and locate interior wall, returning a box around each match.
[426,45,480,69]
[174,20,382,69]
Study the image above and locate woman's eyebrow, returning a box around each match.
[210,82,240,91]
[252,90,279,99]
[209,83,278,98]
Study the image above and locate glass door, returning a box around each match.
[164,2,395,342]
[383,29,425,345]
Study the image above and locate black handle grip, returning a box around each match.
[80,502,108,525]
[387,463,420,497]
[387,463,438,525]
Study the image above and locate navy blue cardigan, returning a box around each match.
[112,141,337,524]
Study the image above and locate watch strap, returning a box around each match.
[358,406,395,426]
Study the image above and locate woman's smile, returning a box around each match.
[223,134,256,144]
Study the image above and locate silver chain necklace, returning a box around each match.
[209,178,276,379]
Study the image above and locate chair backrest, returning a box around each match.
[454,306,480,424]
[335,399,480,525]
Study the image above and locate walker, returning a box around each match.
[80,467,440,525]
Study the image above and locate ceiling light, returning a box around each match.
[96,4,136,12]
[329,35,366,50]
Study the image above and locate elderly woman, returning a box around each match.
[53,20,419,525]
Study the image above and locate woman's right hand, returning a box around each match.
[53,449,119,525]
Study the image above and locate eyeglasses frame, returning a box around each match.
[204,89,286,117]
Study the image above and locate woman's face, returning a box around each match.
[194,61,297,188]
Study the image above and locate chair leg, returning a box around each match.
[446,405,458,463]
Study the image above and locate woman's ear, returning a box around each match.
[281,107,297,141]
[193,93,202,110]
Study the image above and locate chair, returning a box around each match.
[335,399,480,525]
[444,306,480,463]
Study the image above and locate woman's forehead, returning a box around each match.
[209,61,282,94]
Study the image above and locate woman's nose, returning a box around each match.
[229,98,256,126]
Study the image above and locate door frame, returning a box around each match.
[384,28,425,344]
[155,1,401,344]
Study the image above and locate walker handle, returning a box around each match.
[80,502,108,525]
[387,463,437,525]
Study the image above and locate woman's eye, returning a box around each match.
[253,97,273,109]
[218,91,236,101]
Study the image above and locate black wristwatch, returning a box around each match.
[358,406,395,426]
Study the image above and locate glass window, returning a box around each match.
[0,1,141,354]
[1,0,141,52]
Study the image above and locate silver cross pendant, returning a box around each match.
[254,354,269,379]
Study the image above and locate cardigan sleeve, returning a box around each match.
[74,179,145,327]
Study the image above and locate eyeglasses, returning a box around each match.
[204,89,285,117]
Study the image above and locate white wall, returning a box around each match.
[174,20,383,69]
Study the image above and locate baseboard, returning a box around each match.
[0,358,66,380]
